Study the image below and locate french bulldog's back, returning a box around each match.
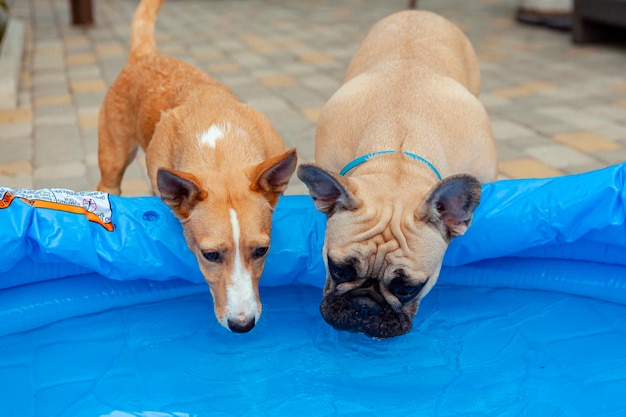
[315,10,498,183]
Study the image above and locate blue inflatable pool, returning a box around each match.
[1,163,626,417]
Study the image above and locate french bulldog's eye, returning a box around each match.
[202,251,222,263]
[327,256,357,283]
[253,246,269,259]
[389,278,427,303]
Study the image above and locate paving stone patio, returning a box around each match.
[0,0,625,196]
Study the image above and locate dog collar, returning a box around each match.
[339,150,442,180]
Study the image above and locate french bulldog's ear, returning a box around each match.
[422,174,482,238]
[249,148,298,207]
[157,168,208,219]
[297,163,361,215]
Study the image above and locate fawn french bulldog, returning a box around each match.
[298,10,497,338]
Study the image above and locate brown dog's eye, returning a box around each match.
[327,256,357,283]
[202,251,221,263]
[253,246,269,259]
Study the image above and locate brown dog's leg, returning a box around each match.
[97,104,139,195]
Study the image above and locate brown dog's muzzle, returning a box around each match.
[319,279,413,339]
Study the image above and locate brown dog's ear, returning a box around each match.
[157,168,208,219]
[422,174,482,238]
[249,148,298,207]
[297,163,361,216]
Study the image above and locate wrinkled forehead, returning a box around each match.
[325,207,447,276]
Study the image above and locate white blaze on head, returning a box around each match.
[198,123,227,148]
[223,208,260,327]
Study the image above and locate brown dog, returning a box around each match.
[97,0,297,333]
[297,10,497,338]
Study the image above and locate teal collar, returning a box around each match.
[339,150,442,180]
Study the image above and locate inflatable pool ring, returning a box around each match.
[1,163,625,416]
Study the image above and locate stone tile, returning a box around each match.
[490,119,536,140]
[73,92,106,109]
[17,91,32,109]
[32,84,71,98]
[280,125,317,159]
[280,62,318,76]
[524,144,598,169]
[207,63,240,73]
[67,65,103,81]
[530,121,578,137]
[0,137,32,163]
[536,107,610,130]
[34,125,82,165]
[66,54,98,65]
[33,162,87,180]
[0,122,32,140]
[20,72,32,89]
[285,177,310,196]
[120,179,152,197]
[498,158,563,179]
[31,71,67,87]
[595,123,626,144]
[506,135,555,150]
[63,42,92,55]
[0,108,33,124]
[257,74,299,88]
[63,35,90,47]
[34,176,92,192]
[0,161,31,176]
[586,104,626,123]
[611,82,626,93]
[271,86,326,108]
[95,43,126,55]
[34,95,73,106]
[245,96,292,113]
[592,148,626,166]
[70,80,107,93]
[495,141,522,161]
[78,113,99,130]
[0,173,33,189]
[230,51,268,67]
[32,56,65,72]
[34,123,80,141]
[552,131,621,153]
[491,81,556,98]
[11,0,626,194]
[34,113,78,127]
[192,50,224,61]
[300,107,322,123]
[297,52,334,64]
[159,44,188,57]
[560,161,611,176]
[34,103,76,119]
[300,74,341,97]
[479,93,511,109]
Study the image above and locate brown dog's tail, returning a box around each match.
[129,0,163,61]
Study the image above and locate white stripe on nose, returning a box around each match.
[226,208,259,325]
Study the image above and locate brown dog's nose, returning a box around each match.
[227,317,256,333]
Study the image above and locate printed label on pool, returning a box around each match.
[0,186,114,231]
